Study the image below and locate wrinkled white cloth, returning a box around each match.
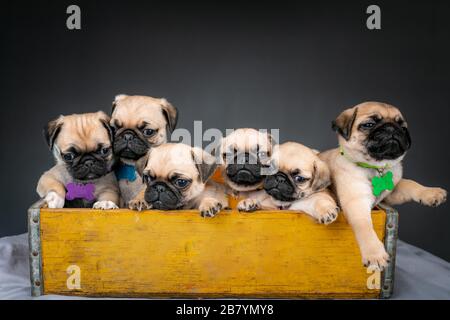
[0,233,449,300]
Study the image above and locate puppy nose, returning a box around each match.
[84,160,94,167]
[155,184,166,193]
[385,122,401,132]
[276,175,286,183]
[124,133,134,141]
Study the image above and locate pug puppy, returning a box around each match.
[238,142,339,224]
[37,111,119,209]
[110,94,178,207]
[128,143,228,217]
[219,128,275,208]
[321,101,447,270]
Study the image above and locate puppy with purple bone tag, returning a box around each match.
[36,111,120,210]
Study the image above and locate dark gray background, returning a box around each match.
[1,0,449,260]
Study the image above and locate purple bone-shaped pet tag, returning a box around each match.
[65,182,96,201]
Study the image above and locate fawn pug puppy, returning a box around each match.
[110,94,178,207]
[128,143,228,217]
[219,128,275,208]
[238,142,339,224]
[37,111,119,209]
[321,101,447,270]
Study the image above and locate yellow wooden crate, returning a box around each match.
[28,200,398,299]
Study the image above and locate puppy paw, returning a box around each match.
[45,191,65,209]
[199,199,223,218]
[237,199,261,212]
[93,200,119,210]
[361,240,390,271]
[128,199,152,211]
[314,202,339,225]
[417,187,447,207]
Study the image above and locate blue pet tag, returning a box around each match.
[115,164,137,182]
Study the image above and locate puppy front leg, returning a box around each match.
[237,198,261,212]
[196,182,228,218]
[384,179,447,207]
[198,197,224,218]
[36,173,66,209]
[237,190,271,212]
[128,187,152,211]
[93,191,120,210]
[289,191,339,225]
[343,198,389,270]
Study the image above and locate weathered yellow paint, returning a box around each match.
[39,208,386,298]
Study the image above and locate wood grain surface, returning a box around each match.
[39,208,386,298]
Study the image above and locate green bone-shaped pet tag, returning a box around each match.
[371,171,394,197]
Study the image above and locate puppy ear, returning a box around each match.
[332,107,358,141]
[97,111,114,141]
[214,137,224,165]
[311,159,331,192]
[135,152,150,177]
[160,98,178,134]
[266,131,277,150]
[112,94,128,113]
[191,147,217,183]
[43,116,64,150]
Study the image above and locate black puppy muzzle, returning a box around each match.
[68,154,110,180]
[366,122,411,160]
[113,129,150,160]
[226,153,263,186]
[144,181,183,210]
[263,172,297,202]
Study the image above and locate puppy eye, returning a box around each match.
[113,120,122,129]
[258,151,268,159]
[396,118,405,126]
[142,174,153,185]
[294,175,309,184]
[223,152,234,161]
[174,178,190,189]
[142,128,156,137]
[62,152,75,162]
[360,122,375,129]
[99,147,110,156]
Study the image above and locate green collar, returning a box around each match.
[339,145,391,172]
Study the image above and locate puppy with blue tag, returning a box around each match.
[110,94,178,207]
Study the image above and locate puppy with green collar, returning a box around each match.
[320,101,447,271]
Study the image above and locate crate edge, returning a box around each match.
[28,199,45,297]
[33,204,395,299]
[379,203,399,299]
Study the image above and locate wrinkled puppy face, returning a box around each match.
[221,128,274,192]
[332,102,411,162]
[263,142,331,202]
[136,144,216,210]
[44,111,115,181]
[110,95,178,162]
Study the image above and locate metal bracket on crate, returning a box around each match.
[28,199,46,297]
[378,203,399,299]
